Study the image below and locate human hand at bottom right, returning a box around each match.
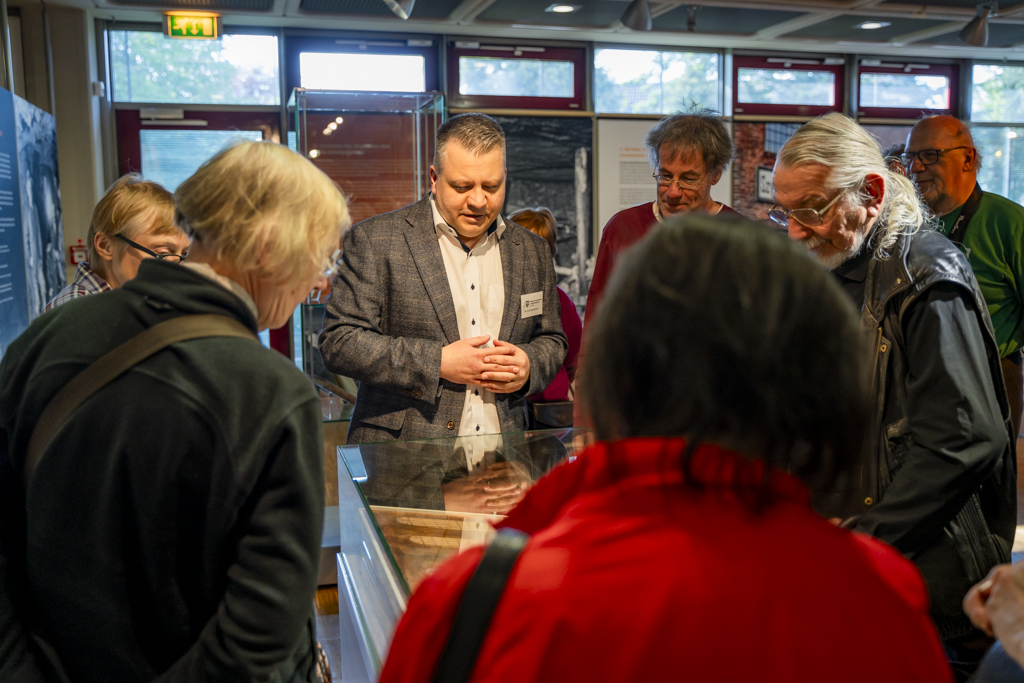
[965,562,1024,667]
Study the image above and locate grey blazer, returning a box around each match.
[319,195,568,444]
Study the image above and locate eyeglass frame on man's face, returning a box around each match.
[115,234,188,263]
[767,190,846,230]
[322,249,342,279]
[900,146,974,169]
[652,171,708,191]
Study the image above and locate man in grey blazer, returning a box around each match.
[320,113,567,446]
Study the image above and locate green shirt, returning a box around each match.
[939,190,1024,357]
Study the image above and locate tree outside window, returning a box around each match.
[594,49,720,115]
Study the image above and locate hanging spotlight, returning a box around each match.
[382,0,415,19]
[621,0,652,31]
[959,2,995,47]
[686,5,698,32]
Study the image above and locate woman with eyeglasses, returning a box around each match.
[44,173,191,311]
[0,141,349,682]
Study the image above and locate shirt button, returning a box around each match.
[471,284,475,290]
[471,319,475,325]
[476,425,480,431]
[447,421,455,430]
[475,390,478,396]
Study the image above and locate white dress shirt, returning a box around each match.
[430,195,506,443]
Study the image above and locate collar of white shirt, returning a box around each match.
[430,194,506,253]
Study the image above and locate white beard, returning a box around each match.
[802,230,868,271]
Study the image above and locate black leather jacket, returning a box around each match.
[849,227,1016,639]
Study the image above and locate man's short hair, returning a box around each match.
[433,113,506,174]
[645,108,734,175]
[87,173,176,266]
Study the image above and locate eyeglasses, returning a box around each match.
[653,172,707,191]
[322,249,342,279]
[767,191,846,229]
[115,234,188,263]
[901,146,974,168]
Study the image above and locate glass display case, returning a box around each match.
[334,428,589,681]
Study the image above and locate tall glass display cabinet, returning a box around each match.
[288,89,445,420]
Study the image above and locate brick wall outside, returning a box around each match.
[731,122,775,221]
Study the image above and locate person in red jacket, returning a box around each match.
[576,108,738,430]
[379,213,953,683]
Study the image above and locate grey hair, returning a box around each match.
[645,107,734,175]
[778,113,926,259]
[432,113,506,174]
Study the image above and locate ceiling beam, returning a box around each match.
[448,0,495,24]
[753,12,842,39]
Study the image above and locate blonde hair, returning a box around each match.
[88,173,176,265]
[508,207,557,256]
[777,113,927,258]
[175,141,349,284]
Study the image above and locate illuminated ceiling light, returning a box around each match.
[335,116,344,124]
[856,21,891,29]
[996,150,1004,156]
[323,128,332,135]
[1008,131,1018,138]
[309,149,321,159]
[621,0,652,31]
[545,3,579,12]
[959,2,995,47]
[382,0,415,19]
[328,122,338,130]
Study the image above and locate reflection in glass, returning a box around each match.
[859,73,949,110]
[111,31,280,105]
[299,53,426,92]
[458,57,573,98]
[140,129,263,191]
[972,64,1024,123]
[974,126,1024,205]
[594,48,720,114]
[737,68,835,106]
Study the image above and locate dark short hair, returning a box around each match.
[433,113,506,174]
[580,214,870,500]
[646,108,734,175]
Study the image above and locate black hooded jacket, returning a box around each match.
[0,260,325,682]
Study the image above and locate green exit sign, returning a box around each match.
[164,13,221,40]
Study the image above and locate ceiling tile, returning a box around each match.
[653,5,802,34]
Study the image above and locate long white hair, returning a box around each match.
[778,113,928,258]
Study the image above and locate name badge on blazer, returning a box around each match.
[521,292,543,318]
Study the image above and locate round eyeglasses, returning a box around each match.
[115,234,188,263]
[322,249,342,279]
[653,172,707,191]
[767,191,845,230]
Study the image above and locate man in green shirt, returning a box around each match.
[906,115,1024,436]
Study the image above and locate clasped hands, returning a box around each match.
[440,335,530,394]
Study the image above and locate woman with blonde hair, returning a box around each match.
[0,140,348,682]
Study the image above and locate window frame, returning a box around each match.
[591,45,724,116]
[732,55,844,117]
[283,33,439,97]
[447,42,586,111]
[856,61,958,120]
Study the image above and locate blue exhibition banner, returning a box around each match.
[0,87,28,358]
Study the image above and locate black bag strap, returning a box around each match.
[23,314,257,489]
[947,182,984,247]
[431,528,529,683]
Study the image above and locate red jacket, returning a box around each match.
[528,287,581,403]
[379,438,952,683]
[575,202,739,427]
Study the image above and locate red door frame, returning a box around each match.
[115,108,294,359]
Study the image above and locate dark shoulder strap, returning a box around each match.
[23,314,257,488]
[431,529,529,683]
[947,183,984,246]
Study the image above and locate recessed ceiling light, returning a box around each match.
[546,3,579,12]
[856,21,891,29]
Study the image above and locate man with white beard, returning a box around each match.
[771,113,1016,683]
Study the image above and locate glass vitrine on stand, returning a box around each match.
[334,428,590,681]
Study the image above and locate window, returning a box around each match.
[458,56,573,98]
[594,48,720,115]
[857,62,956,119]
[448,43,585,110]
[972,64,1024,123]
[733,56,844,117]
[111,30,280,105]
[140,129,264,191]
[300,53,426,92]
[973,127,1024,205]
